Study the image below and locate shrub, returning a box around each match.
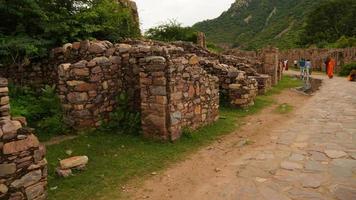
[9,84,69,140]
[145,20,198,43]
[100,93,141,135]
[339,62,356,76]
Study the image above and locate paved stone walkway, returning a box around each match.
[219,75,356,200]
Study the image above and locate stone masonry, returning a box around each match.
[56,40,220,141]
[280,47,356,72]
[1,39,279,141]
[140,55,219,141]
[0,78,47,200]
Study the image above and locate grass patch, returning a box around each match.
[45,75,302,200]
[275,103,294,114]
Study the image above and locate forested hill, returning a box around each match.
[193,0,325,50]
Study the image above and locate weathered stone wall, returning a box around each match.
[168,55,219,140]
[228,74,258,108]
[280,47,356,72]
[259,47,280,85]
[196,32,207,49]
[0,78,47,200]
[139,54,219,141]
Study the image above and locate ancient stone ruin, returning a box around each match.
[280,47,356,72]
[0,39,281,141]
[0,78,47,200]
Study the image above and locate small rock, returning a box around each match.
[0,184,8,194]
[151,172,157,175]
[255,177,267,183]
[50,186,58,191]
[65,150,73,156]
[60,156,88,169]
[17,135,27,140]
[214,168,222,173]
[325,150,347,159]
[56,168,72,178]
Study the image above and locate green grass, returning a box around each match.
[46,75,302,200]
[275,103,294,114]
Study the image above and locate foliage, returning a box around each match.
[299,0,356,47]
[327,36,356,48]
[45,75,301,200]
[9,84,69,141]
[339,62,356,76]
[0,0,140,65]
[207,42,224,53]
[145,20,198,43]
[194,0,323,50]
[99,93,141,135]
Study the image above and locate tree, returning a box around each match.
[299,0,356,47]
[0,0,140,66]
[145,20,198,43]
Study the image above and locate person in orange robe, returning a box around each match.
[327,57,335,79]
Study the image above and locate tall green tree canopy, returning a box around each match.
[0,0,140,65]
[300,0,356,47]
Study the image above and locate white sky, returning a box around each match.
[135,0,235,31]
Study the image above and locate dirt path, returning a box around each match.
[122,89,308,199]
[124,74,356,200]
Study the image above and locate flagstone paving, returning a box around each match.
[229,76,356,200]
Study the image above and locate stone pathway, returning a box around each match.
[223,75,356,200]
[129,75,356,200]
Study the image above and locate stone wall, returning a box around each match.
[0,78,47,200]
[0,39,277,140]
[280,47,356,72]
[259,47,280,85]
[168,55,219,140]
[140,55,219,141]
[55,40,220,141]
[196,32,207,49]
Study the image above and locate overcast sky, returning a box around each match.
[135,0,235,31]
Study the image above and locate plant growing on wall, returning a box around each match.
[100,93,141,135]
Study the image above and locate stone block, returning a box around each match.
[11,170,42,188]
[67,92,88,104]
[3,134,40,154]
[0,163,16,177]
[59,156,89,170]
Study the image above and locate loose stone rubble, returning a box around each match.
[56,156,89,178]
[0,78,47,200]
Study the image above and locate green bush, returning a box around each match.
[9,85,69,141]
[100,93,141,135]
[339,62,356,76]
[327,36,356,48]
[0,0,140,66]
[145,20,198,43]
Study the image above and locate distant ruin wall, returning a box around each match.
[280,47,356,72]
[0,78,47,200]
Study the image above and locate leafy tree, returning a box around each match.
[0,0,140,66]
[299,0,356,47]
[145,20,198,43]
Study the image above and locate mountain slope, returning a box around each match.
[193,0,325,50]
